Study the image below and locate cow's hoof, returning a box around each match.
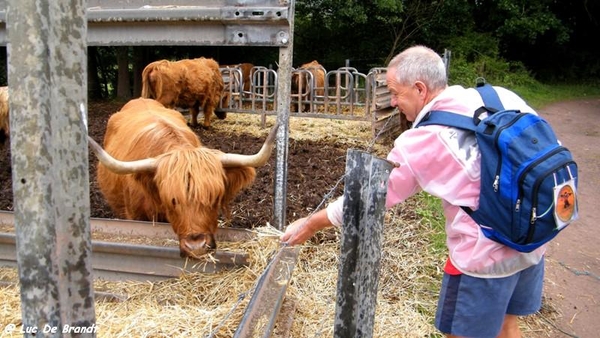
[215,111,227,120]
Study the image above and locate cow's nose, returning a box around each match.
[205,234,217,249]
[180,233,217,258]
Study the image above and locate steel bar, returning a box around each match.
[234,245,300,338]
[0,210,256,242]
[0,232,249,282]
[0,1,292,47]
[0,212,252,282]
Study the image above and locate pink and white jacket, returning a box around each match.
[326,85,546,278]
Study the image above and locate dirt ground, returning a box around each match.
[536,98,600,338]
[0,98,598,337]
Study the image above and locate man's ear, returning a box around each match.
[415,81,426,95]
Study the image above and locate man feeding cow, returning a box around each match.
[87,98,279,258]
[141,57,225,129]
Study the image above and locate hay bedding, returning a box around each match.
[0,100,556,337]
[0,220,443,337]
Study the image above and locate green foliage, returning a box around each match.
[494,0,571,45]
[294,0,406,71]
[445,32,500,62]
[445,33,537,88]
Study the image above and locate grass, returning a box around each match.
[512,82,600,109]
[413,192,446,255]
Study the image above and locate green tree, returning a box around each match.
[294,0,406,71]
[468,0,595,81]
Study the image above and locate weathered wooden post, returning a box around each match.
[7,0,96,336]
[334,149,394,338]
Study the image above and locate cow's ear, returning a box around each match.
[221,167,256,212]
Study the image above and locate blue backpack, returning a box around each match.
[416,84,579,252]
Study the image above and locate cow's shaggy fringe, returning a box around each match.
[0,114,559,337]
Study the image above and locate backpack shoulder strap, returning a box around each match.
[417,84,505,130]
[475,83,505,110]
[416,110,477,132]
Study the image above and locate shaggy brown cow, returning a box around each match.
[0,86,9,144]
[222,63,255,92]
[88,98,279,258]
[220,63,255,109]
[291,60,326,112]
[141,57,225,128]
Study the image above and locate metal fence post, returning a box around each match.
[7,0,96,335]
[334,149,393,338]
[273,0,296,230]
[443,49,451,78]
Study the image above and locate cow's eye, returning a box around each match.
[171,198,177,206]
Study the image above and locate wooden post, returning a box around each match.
[334,149,393,338]
[7,0,96,336]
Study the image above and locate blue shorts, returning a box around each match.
[435,259,544,338]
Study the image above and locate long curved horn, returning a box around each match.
[220,122,280,167]
[87,136,158,174]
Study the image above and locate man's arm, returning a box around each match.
[280,208,333,246]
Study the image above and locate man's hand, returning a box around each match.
[280,209,333,246]
[280,216,313,246]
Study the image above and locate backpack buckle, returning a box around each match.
[475,77,487,87]
[421,111,431,122]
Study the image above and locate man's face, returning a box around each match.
[386,70,423,122]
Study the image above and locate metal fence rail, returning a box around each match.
[0,211,252,282]
[220,65,373,120]
[218,64,411,141]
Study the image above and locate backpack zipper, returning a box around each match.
[492,112,527,192]
[515,146,567,211]
[525,159,577,243]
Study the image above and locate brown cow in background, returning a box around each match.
[88,98,279,258]
[222,62,255,92]
[220,63,255,109]
[141,57,225,128]
[0,87,9,144]
[291,60,326,112]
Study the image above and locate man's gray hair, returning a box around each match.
[388,45,447,91]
